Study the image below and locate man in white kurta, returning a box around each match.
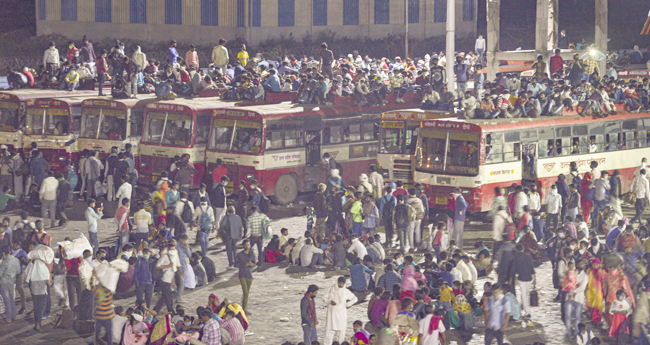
[324,277,358,345]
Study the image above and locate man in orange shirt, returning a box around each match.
[115,198,130,253]
[212,158,228,187]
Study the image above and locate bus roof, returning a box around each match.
[381,108,455,121]
[421,112,650,133]
[143,97,239,115]
[81,95,158,110]
[0,89,97,103]
[220,102,425,122]
[25,95,103,109]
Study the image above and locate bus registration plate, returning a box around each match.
[435,197,447,205]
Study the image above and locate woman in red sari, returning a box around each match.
[520,225,542,261]
[207,293,220,313]
[581,172,593,224]
[604,266,635,325]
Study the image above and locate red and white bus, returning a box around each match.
[377,109,455,185]
[23,95,100,171]
[0,89,96,151]
[414,112,650,212]
[79,96,157,160]
[138,97,238,188]
[204,103,385,204]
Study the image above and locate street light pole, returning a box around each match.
[446,0,456,94]
[405,0,409,57]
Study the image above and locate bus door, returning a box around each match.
[522,142,537,188]
[304,116,323,191]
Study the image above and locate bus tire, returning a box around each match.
[273,174,299,205]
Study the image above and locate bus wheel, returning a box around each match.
[273,174,299,205]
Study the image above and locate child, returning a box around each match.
[438,278,454,310]
[394,252,404,267]
[480,282,493,315]
[452,281,463,296]
[352,320,370,341]
[562,261,577,292]
[576,322,593,345]
[303,206,314,231]
[609,289,632,338]
[454,294,475,331]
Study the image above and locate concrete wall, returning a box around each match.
[36,0,476,46]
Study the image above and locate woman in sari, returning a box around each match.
[122,311,150,345]
[149,313,177,345]
[580,172,593,224]
[604,265,635,325]
[400,265,418,302]
[519,225,543,261]
[586,258,605,324]
[152,181,170,226]
[207,293,220,313]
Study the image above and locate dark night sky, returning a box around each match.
[1,0,648,50]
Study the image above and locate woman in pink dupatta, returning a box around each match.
[603,266,635,325]
[122,312,150,345]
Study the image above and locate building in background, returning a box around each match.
[36,0,477,45]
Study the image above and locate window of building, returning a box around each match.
[343,0,359,25]
[462,0,474,21]
[61,0,78,21]
[434,0,446,22]
[237,0,245,27]
[278,0,295,27]
[374,0,389,25]
[252,0,261,27]
[201,0,218,26]
[95,0,112,23]
[313,0,327,26]
[165,0,182,25]
[130,0,147,23]
[38,0,46,20]
[408,0,420,23]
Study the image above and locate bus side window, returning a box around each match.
[329,125,342,144]
[347,124,361,142]
[362,122,376,141]
[571,137,581,154]
[284,122,305,148]
[503,143,520,162]
[637,131,647,148]
[488,144,503,163]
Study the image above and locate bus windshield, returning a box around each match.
[416,129,480,176]
[0,107,19,131]
[379,121,419,154]
[25,108,71,135]
[143,112,193,146]
[209,119,262,154]
[81,108,128,139]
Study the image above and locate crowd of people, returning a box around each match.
[8,35,650,116]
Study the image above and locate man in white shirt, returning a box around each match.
[133,201,153,249]
[545,185,563,230]
[347,234,367,261]
[175,191,195,228]
[631,169,650,223]
[39,171,59,228]
[634,158,648,177]
[114,174,132,208]
[475,34,486,65]
[527,185,541,212]
[300,238,324,268]
[154,243,178,314]
[419,306,447,345]
[514,185,529,221]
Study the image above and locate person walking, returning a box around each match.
[175,234,191,303]
[115,198,130,253]
[324,276,358,345]
[484,283,511,345]
[0,247,21,323]
[85,199,103,255]
[39,171,58,228]
[314,183,328,238]
[234,180,248,235]
[30,150,49,189]
[133,201,153,249]
[247,206,270,264]
[11,152,23,202]
[512,244,535,319]
[220,206,243,269]
[104,147,118,201]
[592,171,610,228]
[55,173,70,227]
[134,248,154,308]
[452,187,468,249]
[301,284,320,345]
[93,282,115,345]
[153,243,176,314]
[211,175,229,229]
[84,151,103,200]
[236,239,255,313]
[393,194,412,254]
[631,169,650,223]
[475,34,486,65]
[379,186,397,248]
[545,185,563,231]
[194,197,215,256]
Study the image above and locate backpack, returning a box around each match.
[259,194,270,213]
[408,199,425,220]
[382,195,395,222]
[500,215,516,241]
[152,255,168,281]
[181,200,193,223]
[394,204,410,228]
[406,204,417,222]
[200,206,212,231]
[571,172,582,187]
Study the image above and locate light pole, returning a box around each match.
[405,0,409,57]
[446,0,456,94]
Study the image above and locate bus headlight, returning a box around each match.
[246,173,255,180]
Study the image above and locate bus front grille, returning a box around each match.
[393,170,413,182]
